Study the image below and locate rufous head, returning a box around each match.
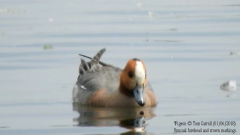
[120,58,147,106]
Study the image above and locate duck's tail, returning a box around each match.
[92,48,106,64]
[78,48,106,77]
[79,48,108,66]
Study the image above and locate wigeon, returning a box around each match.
[72,48,157,107]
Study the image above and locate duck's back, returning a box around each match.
[72,48,122,104]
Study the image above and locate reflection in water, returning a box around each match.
[73,103,156,134]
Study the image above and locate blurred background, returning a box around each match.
[0,0,240,134]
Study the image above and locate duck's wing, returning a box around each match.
[76,48,122,92]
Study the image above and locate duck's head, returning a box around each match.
[120,58,147,106]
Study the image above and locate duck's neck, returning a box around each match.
[119,81,133,97]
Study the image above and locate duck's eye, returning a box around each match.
[128,71,133,78]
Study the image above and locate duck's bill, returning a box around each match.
[133,85,145,106]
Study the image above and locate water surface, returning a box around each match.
[0,0,240,134]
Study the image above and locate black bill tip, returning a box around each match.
[137,101,145,106]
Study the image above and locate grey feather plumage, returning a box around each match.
[78,48,121,78]
[73,48,122,104]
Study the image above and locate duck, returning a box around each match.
[72,48,157,107]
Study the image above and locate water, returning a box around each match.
[0,0,240,134]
